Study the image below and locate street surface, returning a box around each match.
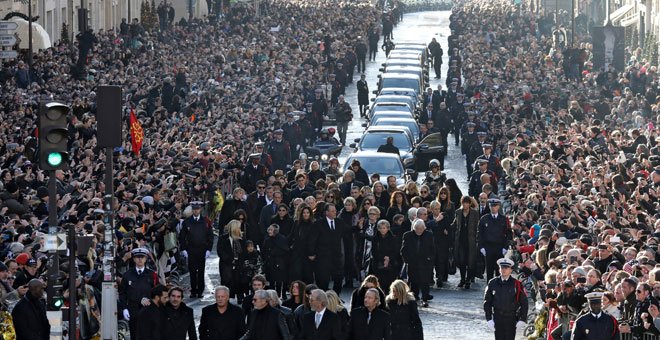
[180,10,528,340]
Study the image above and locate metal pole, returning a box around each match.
[27,0,33,69]
[571,0,575,47]
[128,0,131,23]
[605,0,611,26]
[101,148,118,340]
[68,223,76,340]
[555,0,558,31]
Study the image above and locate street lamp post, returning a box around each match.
[27,0,33,68]
[570,0,575,47]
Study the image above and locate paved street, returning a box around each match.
[181,10,528,340]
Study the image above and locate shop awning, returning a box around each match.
[620,13,639,27]
[609,4,634,24]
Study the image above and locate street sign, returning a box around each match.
[0,21,18,30]
[0,35,16,47]
[0,50,17,59]
[45,233,67,251]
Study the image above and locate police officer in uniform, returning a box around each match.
[467,132,487,177]
[119,247,159,340]
[241,153,268,194]
[180,201,214,298]
[477,199,511,282]
[571,292,620,340]
[483,258,528,340]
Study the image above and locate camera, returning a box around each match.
[576,277,586,284]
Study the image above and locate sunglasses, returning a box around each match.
[421,191,428,194]
[327,195,334,198]
[258,186,266,189]
[636,290,645,293]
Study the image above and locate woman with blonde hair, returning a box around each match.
[326,290,349,339]
[386,280,423,340]
[217,219,246,301]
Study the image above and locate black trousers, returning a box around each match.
[315,258,343,294]
[434,251,447,283]
[453,123,461,145]
[410,280,430,301]
[369,47,377,61]
[188,251,207,295]
[494,314,517,340]
[357,56,366,73]
[485,246,503,282]
[433,61,442,78]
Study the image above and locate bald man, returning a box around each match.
[12,279,50,340]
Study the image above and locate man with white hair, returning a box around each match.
[401,219,435,307]
[199,286,246,340]
[240,290,290,340]
[300,289,342,339]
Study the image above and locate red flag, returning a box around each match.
[129,109,144,155]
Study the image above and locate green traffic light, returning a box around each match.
[53,298,64,308]
[47,152,63,167]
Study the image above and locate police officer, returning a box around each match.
[268,129,292,172]
[241,153,268,194]
[475,143,504,184]
[180,201,214,298]
[483,258,528,340]
[119,247,159,340]
[477,199,512,282]
[571,292,620,340]
[467,131,487,177]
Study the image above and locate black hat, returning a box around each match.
[488,198,501,206]
[36,186,49,199]
[191,201,204,209]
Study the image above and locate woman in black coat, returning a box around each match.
[385,191,409,223]
[270,204,294,237]
[370,219,399,294]
[452,196,479,289]
[445,178,463,209]
[262,224,290,297]
[338,197,360,288]
[288,205,314,283]
[350,275,387,311]
[386,280,423,340]
[430,187,455,286]
[217,220,247,301]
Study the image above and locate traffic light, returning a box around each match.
[39,102,70,171]
[47,280,65,310]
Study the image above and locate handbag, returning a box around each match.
[447,248,456,275]
[163,231,178,252]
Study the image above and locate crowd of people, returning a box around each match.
[0,0,659,337]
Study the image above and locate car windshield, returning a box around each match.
[373,120,419,137]
[373,105,410,113]
[381,78,419,93]
[360,133,412,151]
[347,156,403,176]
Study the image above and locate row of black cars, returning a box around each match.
[344,41,446,183]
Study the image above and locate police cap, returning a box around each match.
[191,201,204,209]
[488,198,501,206]
[585,292,604,303]
[496,257,514,268]
[131,247,150,257]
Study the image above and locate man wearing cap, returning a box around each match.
[180,202,214,298]
[477,198,512,282]
[13,255,39,289]
[267,129,292,172]
[483,257,528,340]
[469,160,497,199]
[282,112,303,160]
[571,292,620,339]
[119,247,159,340]
[241,153,269,194]
[475,143,504,182]
[467,132,487,176]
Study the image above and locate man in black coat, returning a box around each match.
[300,289,343,340]
[355,37,367,73]
[11,279,50,340]
[401,219,435,307]
[180,201,214,298]
[307,204,345,293]
[348,288,391,340]
[377,137,400,155]
[164,287,197,340]
[241,154,269,194]
[240,290,291,340]
[427,38,443,79]
[137,285,168,340]
[199,286,246,340]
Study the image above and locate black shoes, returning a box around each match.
[464,283,471,289]
[423,295,434,301]
[457,281,465,288]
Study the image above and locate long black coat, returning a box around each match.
[262,233,290,282]
[164,302,197,340]
[453,208,479,270]
[307,218,345,276]
[300,309,343,340]
[12,295,50,340]
[370,231,400,291]
[348,307,391,340]
[136,303,165,340]
[401,230,435,284]
[385,299,423,340]
[199,303,246,340]
[430,203,455,262]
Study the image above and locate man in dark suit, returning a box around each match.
[422,87,434,110]
[307,204,344,293]
[11,279,50,340]
[432,84,446,110]
[419,102,436,125]
[348,288,391,340]
[300,289,342,340]
[241,154,269,194]
[180,201,214,298]
[291,173,315,199]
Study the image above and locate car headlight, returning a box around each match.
[321,154,328,161]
